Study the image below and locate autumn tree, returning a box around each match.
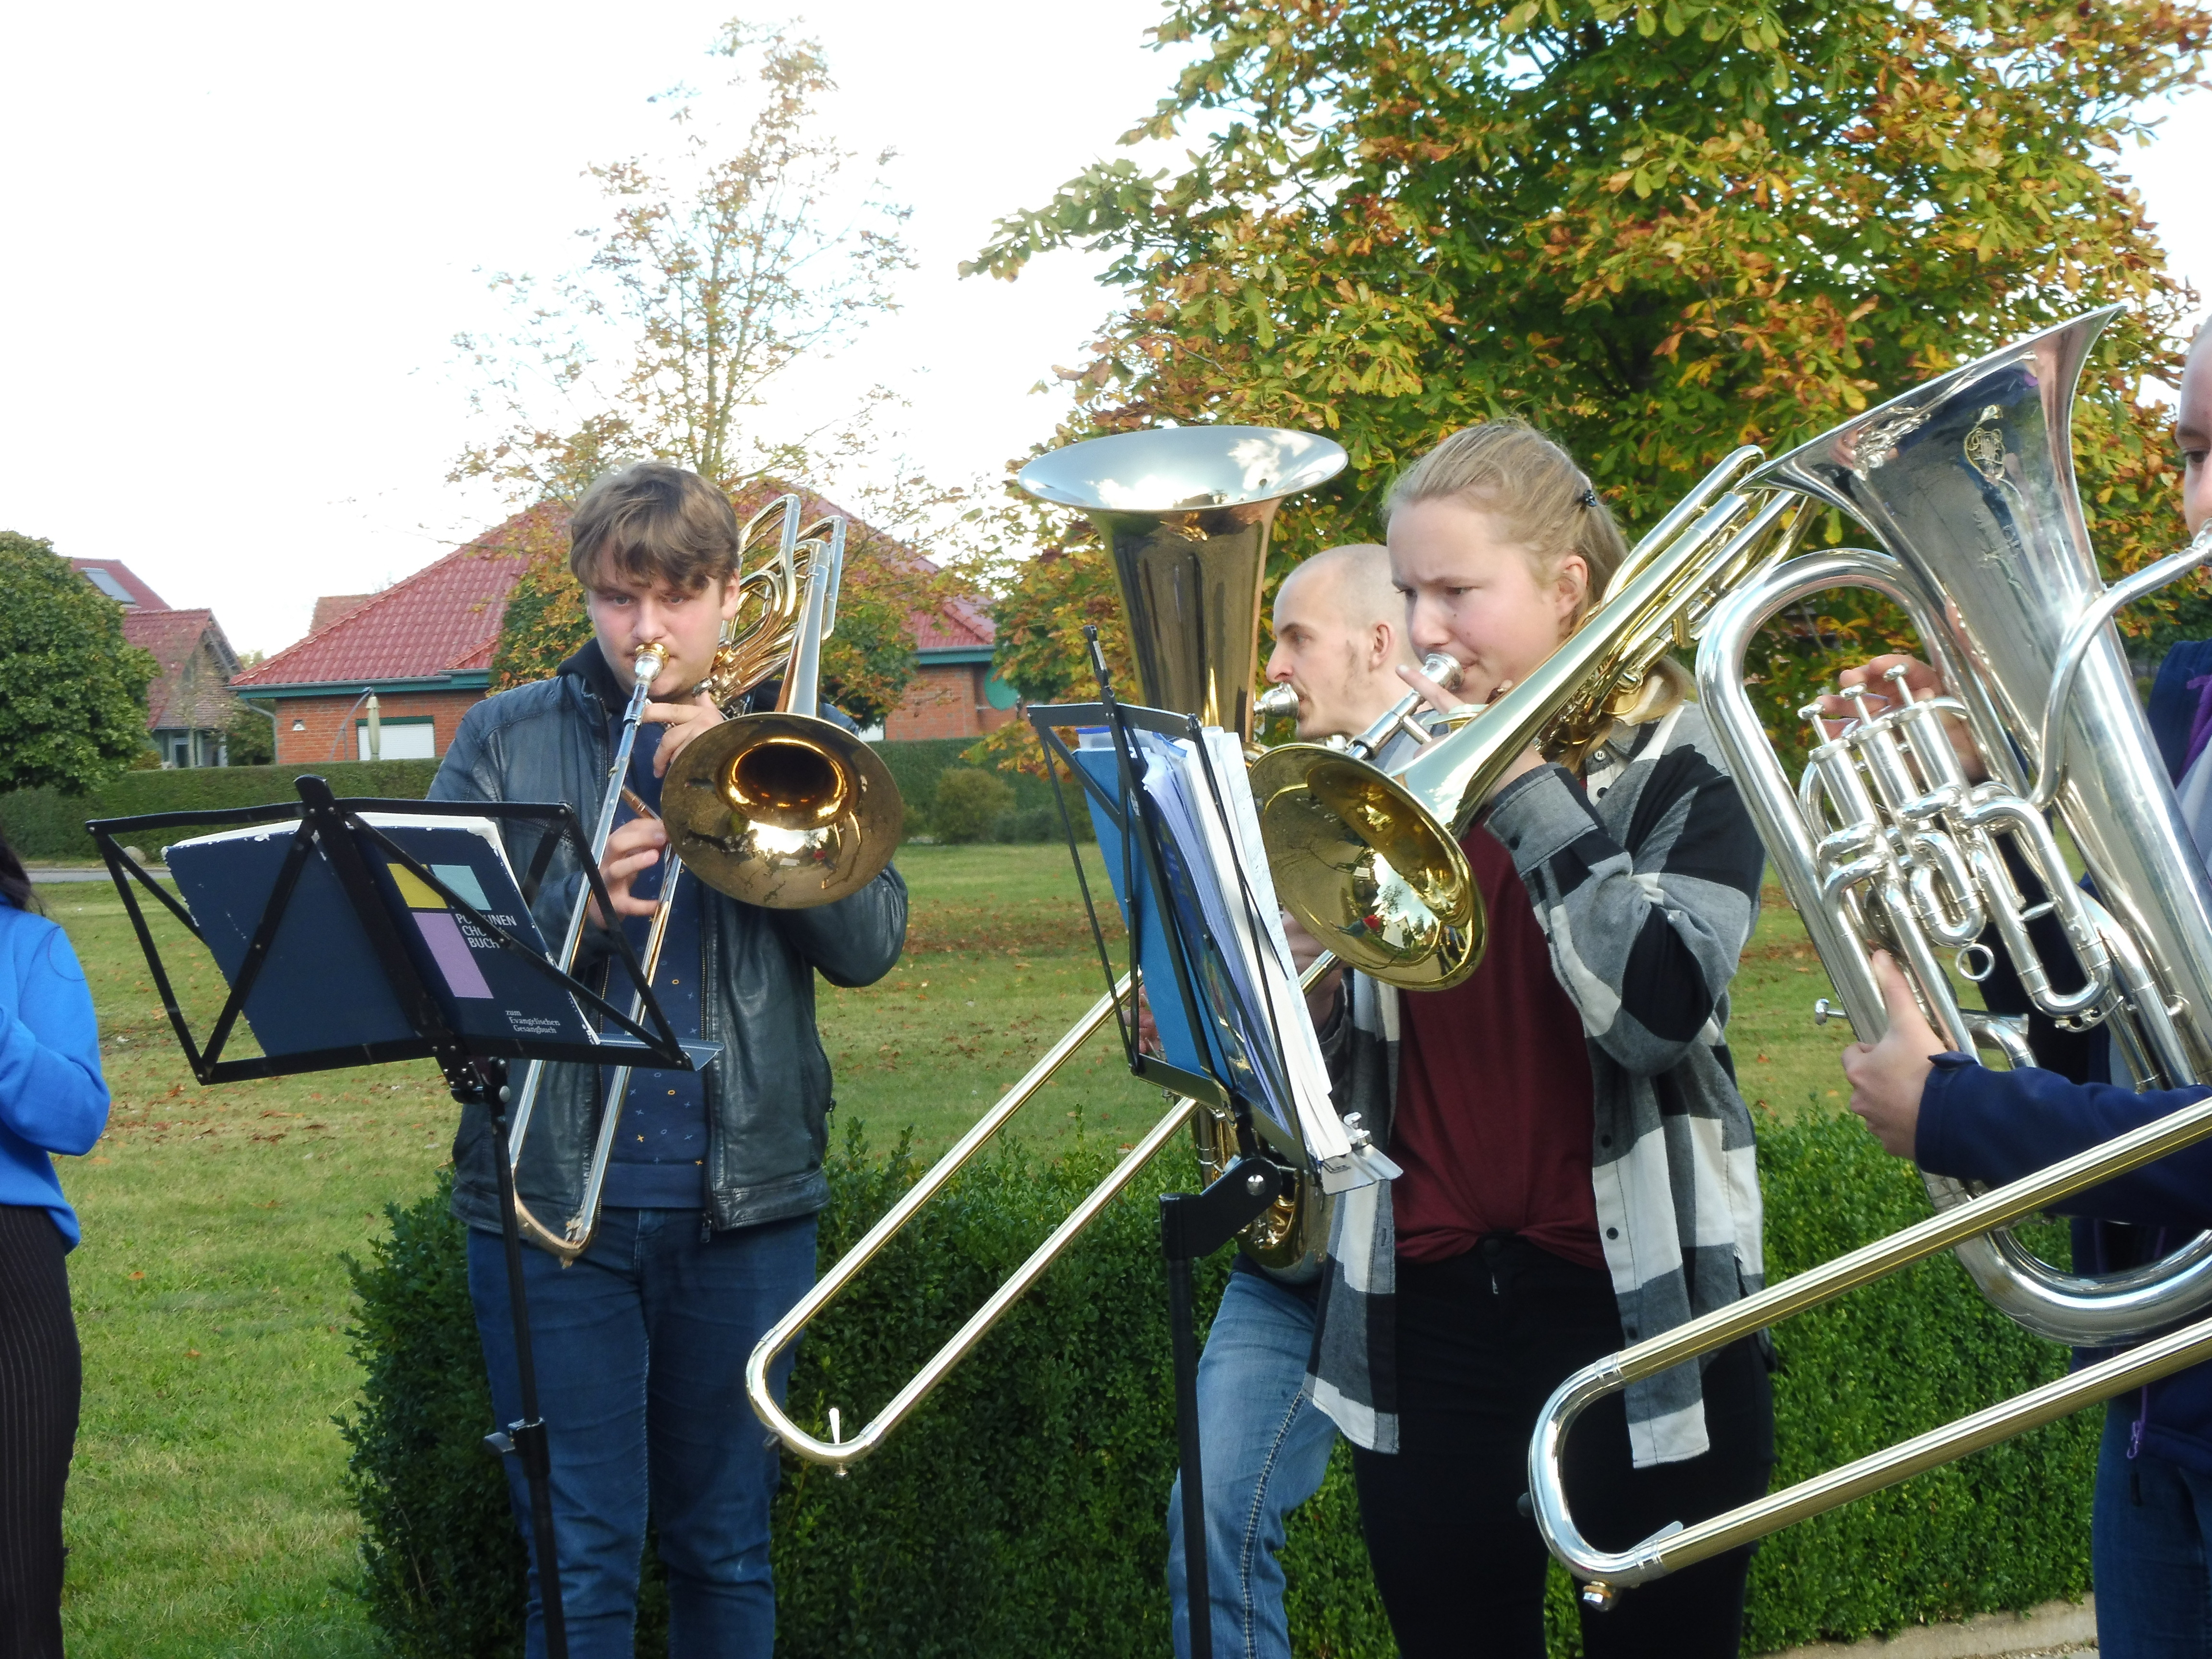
[968,0,2210,753]
[466,20,949,715]
[0,532,158,793]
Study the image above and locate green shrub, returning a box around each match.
[0,758,442,860]
[991,805,1071,843]
[342,1114,2097,1657]
[931,769,1016,844]
[873,736,1063,840]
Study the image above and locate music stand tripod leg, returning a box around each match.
[479,1069,572,1659]
[1159,1159,1284,1659]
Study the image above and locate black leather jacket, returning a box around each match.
[430,649,907,1239]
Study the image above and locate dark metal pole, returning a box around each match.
[481,1072,571,1659]
[1163,1214,1214,1659]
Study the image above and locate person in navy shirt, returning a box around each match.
[1841,322,2212,1659]
[433,464,905,1659]
[0,825,111,1658]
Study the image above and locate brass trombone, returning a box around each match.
[745,424,1348,1465]
[507,494,901,1263]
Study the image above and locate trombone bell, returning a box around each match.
[661,711,902,910]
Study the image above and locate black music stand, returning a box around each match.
[90,775,698,1659]
[1028,636,1299,1659]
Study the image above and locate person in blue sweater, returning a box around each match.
[0,826,111,1659]
[1841,322,2211,1659]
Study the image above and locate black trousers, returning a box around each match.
[0,1206,79,1659]
[1352,1236,1773,1659]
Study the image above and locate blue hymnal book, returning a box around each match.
[168,813,597,1061]
[1068,745,1224,1089]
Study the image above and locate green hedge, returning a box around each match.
[342,1113,2094,1657]
[874,737,1070,842]
[0,760,443,860]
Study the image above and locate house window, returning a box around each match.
[356,717,436,760]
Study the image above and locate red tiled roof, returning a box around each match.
[235,514,541,689]
[914,591,994,651]
[733,481,996,653]
[236,487,991,690]
[124,608,237,729]
[71,558,168,610]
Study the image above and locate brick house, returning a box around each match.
[70,559,243,767]
[230,526,534,766]
[885,586,1017,741]
[232,497,1012,763]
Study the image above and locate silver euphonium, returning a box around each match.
[1697,304,2212,1346]
[1528,307,2212,1605]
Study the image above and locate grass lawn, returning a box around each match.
[48,842,1854,1654]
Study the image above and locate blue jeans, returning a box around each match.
[467,1208,816,1659]
[2096,1399,2212,1657]
[1167,1267,1340,1659]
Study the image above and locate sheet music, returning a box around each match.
[1136,728,1393,1196]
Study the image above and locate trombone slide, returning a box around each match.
[1530,1090,2212,1595]
[746,954,1342,1467]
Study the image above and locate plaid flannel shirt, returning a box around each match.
[1304,702,1768,1467]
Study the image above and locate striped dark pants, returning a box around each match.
[0,1205,78,1659]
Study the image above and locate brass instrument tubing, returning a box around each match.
[2033,523,2212,810]
[505,645,666,1255]
[568,786,687,1254]
[746,954,1341,1467]
[1531,1088,2212,1587]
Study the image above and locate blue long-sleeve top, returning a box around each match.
[1919,1057,2212,1228]
[1907,638,2212,1474]
[0,905,110,1249]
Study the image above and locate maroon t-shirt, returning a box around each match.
[1392,823,1605,1270]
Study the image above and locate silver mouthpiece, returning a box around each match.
[1419,652,1465,691]
[632,644,669,688]
[1255,685,1301,719]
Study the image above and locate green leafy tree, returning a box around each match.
[0,532,159,793]
[968,0,2210,759]
[467,22,950,719]
[454,22,913,505]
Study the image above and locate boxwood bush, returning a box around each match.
[342,1111,2095,1657]
[0,759,442,860]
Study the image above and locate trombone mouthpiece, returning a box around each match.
[1419,652,1465,691]
[632,644,669,687]
[1255,685,1301,719]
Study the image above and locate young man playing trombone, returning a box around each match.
[432,463,908,1659]
[1166,542,1421,1659]
[1840,325,2212,1659]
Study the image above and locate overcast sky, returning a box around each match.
[2,3,2205,657]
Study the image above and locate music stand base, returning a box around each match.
[1161,1160,1283,1659]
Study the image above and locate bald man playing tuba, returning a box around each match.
[1165,543,1420,1659]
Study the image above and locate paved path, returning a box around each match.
[1768,1598,2094,1659]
